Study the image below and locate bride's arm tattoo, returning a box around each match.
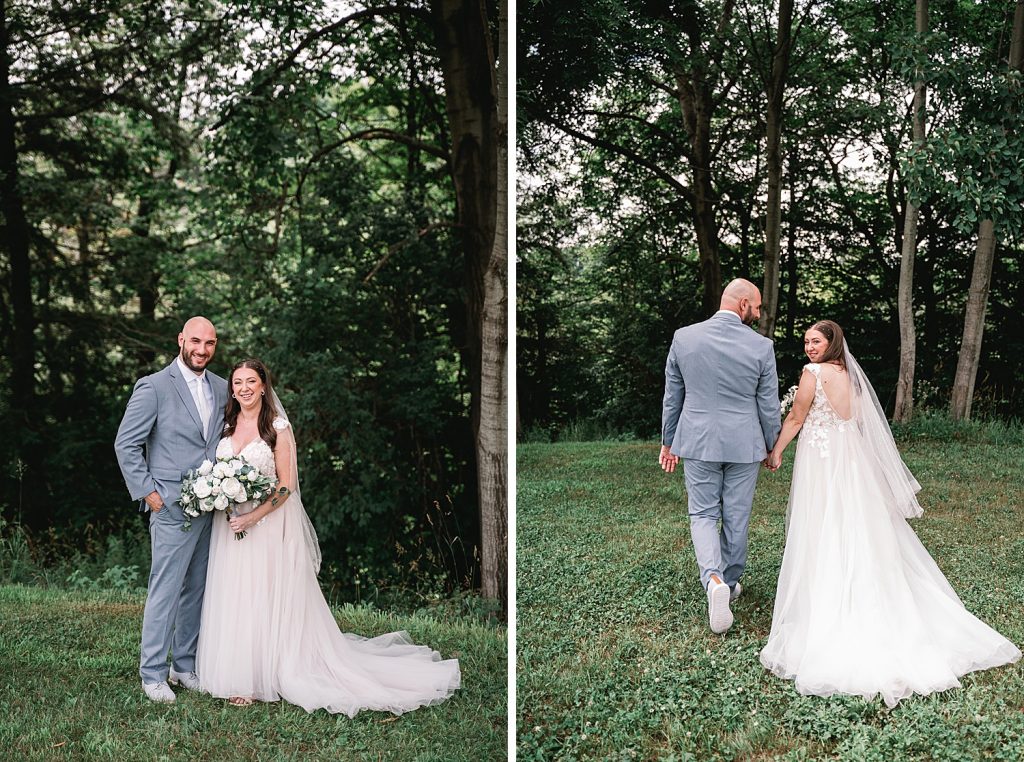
[270,485,291,507]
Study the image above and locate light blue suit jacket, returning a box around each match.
[114,361,228,516]
[661,311,781,463]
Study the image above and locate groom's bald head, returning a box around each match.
[181,316,215,336]
[720,279,762,326]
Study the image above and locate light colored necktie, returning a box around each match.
[194,376,210,435]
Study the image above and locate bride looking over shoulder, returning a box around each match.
[197,358,461,715]
[760,321,1020,708]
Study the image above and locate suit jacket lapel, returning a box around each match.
[169,362,205,436]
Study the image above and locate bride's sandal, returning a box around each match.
[228,696,254,707]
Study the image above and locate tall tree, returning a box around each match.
[431,0,506,604]
[670,0,734,316]
[0,2,40,522]
[759,0,794,339]
[894,0,928,422]
[949,0,1023,420]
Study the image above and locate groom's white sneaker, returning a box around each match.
[142,680,176,703]
[730,582,743,602]
[706,575,734,634]
[168,669,201,691]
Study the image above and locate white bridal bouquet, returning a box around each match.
[780,384,800,417]
[180,455,275,539]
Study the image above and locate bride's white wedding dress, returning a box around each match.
[196,418,460,715]
[760,363,1020,708]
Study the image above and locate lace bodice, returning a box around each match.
[216,417,290,479]
[802,364,852,457]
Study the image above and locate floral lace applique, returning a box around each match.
[217,435,277,479]
[801,363,851,458]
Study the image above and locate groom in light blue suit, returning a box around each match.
[660,280,781,634]
[115,317,228,702]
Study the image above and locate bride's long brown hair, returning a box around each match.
[809,320,846,369]
[223,358,279,450]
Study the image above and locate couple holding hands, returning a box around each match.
[659,279,1019,708]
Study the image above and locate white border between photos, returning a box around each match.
[506,0,518,756]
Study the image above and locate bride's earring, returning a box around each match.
[261,391,265,396]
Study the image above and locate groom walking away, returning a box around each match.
[659,280,781,635]
[114,317,228,702]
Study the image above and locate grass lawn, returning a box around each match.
[516,438,1024,761]
[0,585,507,761]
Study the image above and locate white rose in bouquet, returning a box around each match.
[230,459,243,472]
[220,476,242,499]
[194,479,213,499]
[212,462,228,479]
[197,460,213,476]
[234,486,249,503]
[247,470,259,482]
[214,493,229,511]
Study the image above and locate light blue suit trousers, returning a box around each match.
[661,311,781,591]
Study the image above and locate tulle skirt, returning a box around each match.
[760,427,1020,708]
[196,501,460,716]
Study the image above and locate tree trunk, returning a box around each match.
[918,210,937,381]
[430,0,506,606]
[760,0,794,339]
[784,162,799,340]
[949,0,1022,421]
[672,1,732,317]
[893,0,927,423]
[950,219,995,420]
[132,194,160,367]
[673,64,721,317]
[477,0,507,607]
[1013,1,1024,72]
[0,6,43,526]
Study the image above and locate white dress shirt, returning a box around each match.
[176,356,212,436]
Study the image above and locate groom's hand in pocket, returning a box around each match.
[144,491,165,512]
[659,446,679,473]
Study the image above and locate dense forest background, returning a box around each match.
[0,0,507,607]
[518,0,1024,440]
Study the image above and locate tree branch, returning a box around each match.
[213,5,429,131]
[363,222,456,283]
[296,128,449,201]
[529,107,695,203]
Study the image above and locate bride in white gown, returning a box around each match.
[196,359,460,714]
[760,320,1019,708]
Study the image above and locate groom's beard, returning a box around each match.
[181,347,211,372]
[742,307,756,326]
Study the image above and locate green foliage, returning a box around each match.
[517,438,1024,760]
[892,409,1024,446]
[67,565,142,594]
[0,584,506,760]
[0,519,36,586]
[0,1,482,598]
[519,0,1024,436]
